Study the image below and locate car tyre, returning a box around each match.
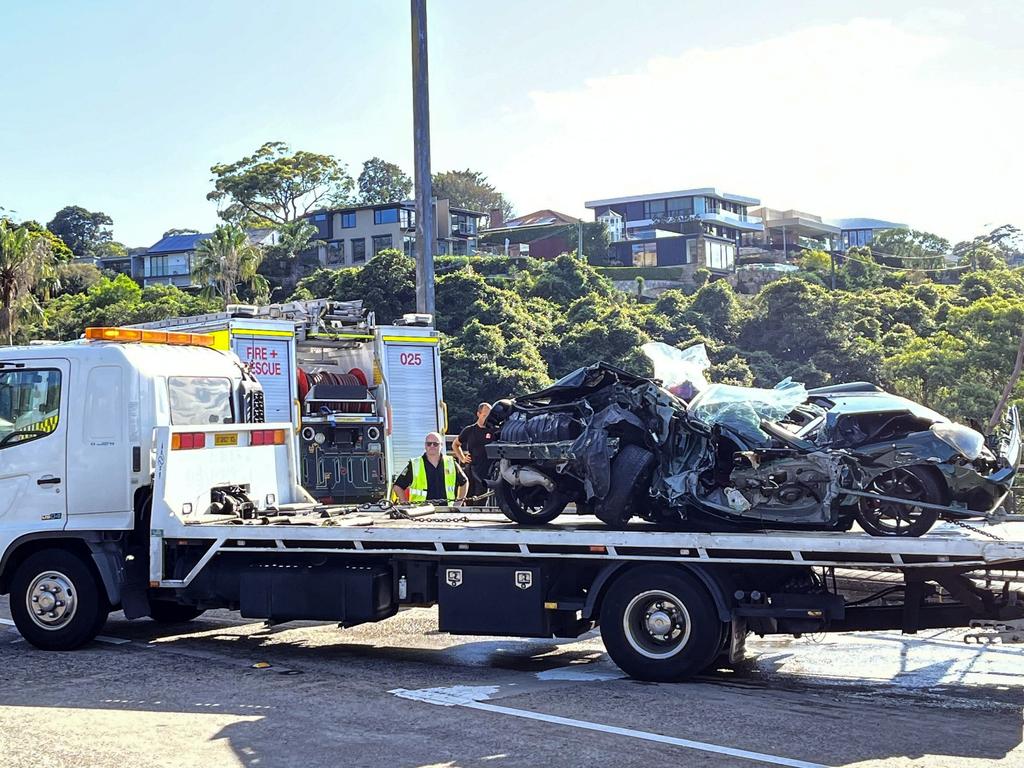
[495,480,568,525]
[855,466,943,537]
[10,548,108,651]
[600,566,723,682]
[595,444,655,528]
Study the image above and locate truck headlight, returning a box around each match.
[930,422,985,461]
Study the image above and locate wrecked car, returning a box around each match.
[484,346,1021,537]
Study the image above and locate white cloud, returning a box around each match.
[494,17,1023,242]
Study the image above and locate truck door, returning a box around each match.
[383,340,443,479]
[0,360,69,538]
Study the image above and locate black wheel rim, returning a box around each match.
[509,486,552,518]
[861,469,928,533]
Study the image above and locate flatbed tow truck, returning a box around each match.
[1,331,1022,681]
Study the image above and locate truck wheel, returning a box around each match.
[595,445,655,528]
[495,481,568,524]
[9,549,109,651]
[600,566,721,682]
[148,600,205,624]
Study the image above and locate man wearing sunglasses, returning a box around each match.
[391,431,468,505]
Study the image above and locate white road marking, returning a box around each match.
[390,686,830,768]
[1,618,129,645]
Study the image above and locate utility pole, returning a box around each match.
[411,0,435,316]
[577,220,583,261]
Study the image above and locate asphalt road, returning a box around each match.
[0,598,1021,768]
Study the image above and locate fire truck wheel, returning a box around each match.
[600,565,721,682]
[10,548,108,651]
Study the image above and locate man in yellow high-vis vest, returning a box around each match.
[391,431,468,505]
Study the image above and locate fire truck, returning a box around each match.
[131,300,445,503]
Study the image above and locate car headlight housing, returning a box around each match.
[930,422,986,461]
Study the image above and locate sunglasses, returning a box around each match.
[425,441,441,447]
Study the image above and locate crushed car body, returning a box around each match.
[485,344,1021,537]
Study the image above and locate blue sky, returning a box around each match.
[1,1,1021,246]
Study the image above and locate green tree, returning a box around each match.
[432,169,513,221]
[530,253,613,306]
[46,205,113,258]
[162,227,200,238]
[872,228,949,270]
[208,141,354,224]
[358,157,412,204]
[0,220,57,343]
[192,225,269,305]
[258,220,322,300]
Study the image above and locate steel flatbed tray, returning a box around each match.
[169,505,1024,573]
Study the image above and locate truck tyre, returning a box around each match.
[10,548,109,651]
[595,445,655,528]
[148,600,205,624]
[599,566,722,682]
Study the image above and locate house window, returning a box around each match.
[631,241,657,267]
[340,212,356,229]
[451,213,477,235]
[403,236,415,256]
[667,197,694,218]
[351,238,366,264]
[643,199,667,220]
[311,213,330,238]
[706,240,736,271]
[400,208,415,229]
[372,234,393,255]
[705,197,720,213]
[326,240,345,265]
[686,239,696,263]
[374,208,400,225]
[150,255,169,276]
[451,239,468,256]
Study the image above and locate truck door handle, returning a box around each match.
[37,476,62,486]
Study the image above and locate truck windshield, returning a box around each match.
[168,376,234,425]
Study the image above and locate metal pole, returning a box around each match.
[411,0,435,316]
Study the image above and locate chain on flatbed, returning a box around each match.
[949,517,1006,541]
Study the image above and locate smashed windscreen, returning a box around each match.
[687,379,808,442]
[641,342,711,401]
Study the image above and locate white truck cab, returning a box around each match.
[0,329,303,648]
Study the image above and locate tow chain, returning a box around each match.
[949,517,1006,541]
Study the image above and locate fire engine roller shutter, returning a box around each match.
[232,334,294,423]
[385,342,440,477]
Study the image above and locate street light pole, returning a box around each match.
[411,0,435,316]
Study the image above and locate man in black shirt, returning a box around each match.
[392,431,468,504]
[453,402,496,502]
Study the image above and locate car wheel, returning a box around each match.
[595,445,655,528]
[855,466,943,537]
[10,548,109,651]
[495,480,568,524]
[149,599,205,624]
[600,566,723,681]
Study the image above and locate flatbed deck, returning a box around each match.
[164,506,1024,587]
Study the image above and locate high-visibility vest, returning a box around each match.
[409,455,457,502]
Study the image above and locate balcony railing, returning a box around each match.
[699,210,763,227]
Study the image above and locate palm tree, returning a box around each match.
[0,220,56,344]
[192,224,269,305]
